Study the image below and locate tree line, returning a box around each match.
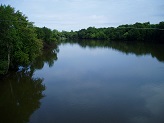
[0,5,60,75]
[62,22,164,42]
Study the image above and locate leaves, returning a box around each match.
[0,5,43,74]
[62,22,164,42]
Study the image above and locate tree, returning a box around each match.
[35,27,45,40]
[156,22,164,42]
[0,5,43,74]
[42,26,52,44]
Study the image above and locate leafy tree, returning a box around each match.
[35,27,61,46]
[42,26,52,44]
[0,5,42,74]
[35,27,45,39]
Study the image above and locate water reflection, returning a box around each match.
[31,46,59,71]
[0,69,45,123]
[30,41,164,123]
[0,40,164,123]
[62,40,164,62]
[0,46,59,123]
[140,83,164,122]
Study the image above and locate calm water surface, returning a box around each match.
[0,41,164,123]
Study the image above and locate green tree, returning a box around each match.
[42,26,52,44]
[35,27,45,40]
[0,5,43,74]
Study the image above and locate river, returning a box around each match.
[0,40,164,123]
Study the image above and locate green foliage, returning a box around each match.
[42,27,52,44]
[62,22,164,43]
[31,45,58,71]
[0,61,8,74]
[35,27,61,45]
[0,5,43,74]
[35,27,45,39]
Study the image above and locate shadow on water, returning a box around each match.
[30,45,59,72]
[62,39,164,62]
[0,70,45,123]
[0,45,59,123]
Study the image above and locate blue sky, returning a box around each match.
[1,0,164,31]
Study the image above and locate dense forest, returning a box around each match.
[0,5,60,75]
[0,4,164,75]
[62,22,164,42]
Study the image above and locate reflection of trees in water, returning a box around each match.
[0,69,45,123]
[0,46,59,123]
[62,40,164,62]
[31,45,59,71]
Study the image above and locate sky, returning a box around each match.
[1,0,164,31]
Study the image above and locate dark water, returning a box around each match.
[0,40,164,123]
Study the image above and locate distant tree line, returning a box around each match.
[0,5,60,75]
[62,22,164,43]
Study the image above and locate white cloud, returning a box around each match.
[1,0,164,31]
